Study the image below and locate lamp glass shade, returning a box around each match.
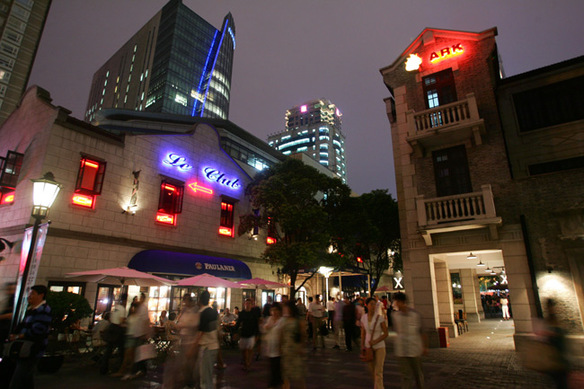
[32,173,62,208]
[476,261,486,267]
[467,252,477,260]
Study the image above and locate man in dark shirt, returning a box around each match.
[342,295,357,352]
[195,291,219,389]
[236,298,260,370]
[261,296,273,318]
[9,285,52,389]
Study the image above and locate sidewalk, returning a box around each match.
[34,319,583,388]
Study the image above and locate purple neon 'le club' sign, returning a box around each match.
[203,167,240,189]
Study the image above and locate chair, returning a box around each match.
[454,313,465,335]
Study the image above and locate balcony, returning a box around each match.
[416,185,502,246]
[406,93,485,156]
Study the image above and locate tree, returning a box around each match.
[238,158,351,297]
[332,189,400,294]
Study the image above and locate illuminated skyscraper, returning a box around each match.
[268,98,346,183]
[85,0,235,121]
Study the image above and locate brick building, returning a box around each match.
[380,27,584,354]
[0,86,285,322]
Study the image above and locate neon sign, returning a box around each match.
[1,191,15,205]
[430,43,464,63]
[156,212,175,225]
[188,182,213,195]
[219,227,233,237]
[266,237,277,245]
[163,153,193,171]
[203,167,240,189]
[72,194,94,208]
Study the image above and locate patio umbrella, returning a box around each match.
[175,273,243,289]
[65,266,175,287]
[238,277,289,290]
[375,285,391,292]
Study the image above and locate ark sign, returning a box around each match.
[430,43,464,63]
[203,167,241,189]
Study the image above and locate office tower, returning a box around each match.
[0,0,51,125]
[85,0,235,122]
[268,98,346,183]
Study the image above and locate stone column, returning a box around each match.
[474,271,485,319]
[460,268,481,322]
[434,260,457,338]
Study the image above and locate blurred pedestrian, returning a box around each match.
[0,282,15,343]
[392,292,426,389]
[263,303,284,389]
[332,296,345,349]
[8,285,52,389]
[262,295,274,318]
[281,300,306,389]
[540,298,570,389]
[295,298,307,318]
[501,295,510,320]
[326,296,335,331]
[360,297,388,389]
[194,290,219,389]
[101,293,127,375]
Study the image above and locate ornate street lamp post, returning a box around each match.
[10,172,62,332]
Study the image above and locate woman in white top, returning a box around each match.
[360,297,388,389]
[309,295,325,350]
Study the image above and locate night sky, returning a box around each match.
[27,0,584,196]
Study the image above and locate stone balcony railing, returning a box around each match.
[417,184,497,227]
[405,93,485,156]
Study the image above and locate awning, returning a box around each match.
[128,250,252,280]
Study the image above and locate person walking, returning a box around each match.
[262,303,284,389]
[236,298,260,371]
[326,297,335,331]
[100,293,127,375]
[392,292,426,389]
[360,297,388,389]
[308,295,325,351]
[332,296,345,349]
[281,300,306,389]
[194,290,219,389]
[500,294,511,320]
[342,296,357,352]
[8,285,52,389]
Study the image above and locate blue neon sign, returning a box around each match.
[203,167,240,189]
[163,153,193,171]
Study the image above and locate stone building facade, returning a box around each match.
[380,27,584,354]
[0,86,285,322]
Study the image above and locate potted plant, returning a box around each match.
[39,291,93,373]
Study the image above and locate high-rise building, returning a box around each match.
[0,0,51,125]
[268,98,346,183]
[85,0,235,122]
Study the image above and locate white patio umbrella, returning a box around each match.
[375,285,391,292]
[238,277,289,290]
[65,266,175,287]
[175,273,243,289]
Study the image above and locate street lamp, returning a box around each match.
[10,172,62,332]
[318,266,334,303]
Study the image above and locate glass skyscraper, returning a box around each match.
[85,0,235,122]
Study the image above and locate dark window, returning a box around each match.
[267,216,277,244]
[433,145,472,197]
[75,156,106,195]
[513,75,584,132]
[0,150,24,188]
[423,68,457,109]
[528,156,584,176]
[158,181,184,215]
[219,201,234,237]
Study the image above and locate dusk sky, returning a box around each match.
[28,0,584,196]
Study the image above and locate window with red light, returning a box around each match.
[0,151,24,206]
[219,201,235,237]
[157,181,183,225]
[73,156,106,208]
[266,216,277,244]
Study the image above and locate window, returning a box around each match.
[266,216,277,245]
[219,200,235,237]
[73,156,106,208]
[432,145,472,197]
[422,68,457,124]
[48,281,85,296]
[157,181,183,225]
[0,150,24,188]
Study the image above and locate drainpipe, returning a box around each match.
[520,214,543,318]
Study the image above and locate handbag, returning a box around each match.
[135,343,156,362]
[2,339,36,359]
[360,315,380,362]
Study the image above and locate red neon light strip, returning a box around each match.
[219,227,233,236]
[266,237,277,245]
[163,184,176,192]
[1,192,15,204]
[83,160,99,169]
[156,212,175,225]
[72,194,94,208]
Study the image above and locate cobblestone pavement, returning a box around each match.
[34,319,584,388]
